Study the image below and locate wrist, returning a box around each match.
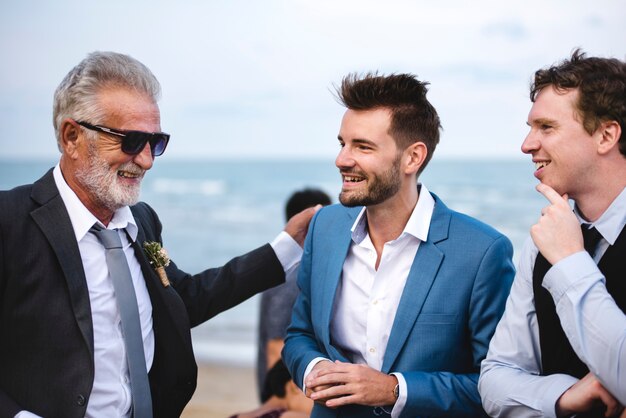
[555,395,574,418]
[389,374,399,404]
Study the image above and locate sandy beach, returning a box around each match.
[181,362,259,418]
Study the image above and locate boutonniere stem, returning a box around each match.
[143,241,171,287]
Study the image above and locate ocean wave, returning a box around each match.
[192,340,256,366]
[151,178,226,196]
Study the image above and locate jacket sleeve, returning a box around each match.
[133,202,285,327]
[282,210,329,389]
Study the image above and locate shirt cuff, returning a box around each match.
[15,412,43,418]
[270,231,303,274]
[389,372,407,418]
[543,251,604,303]
[302,357,331,393]
[542,374,581,418]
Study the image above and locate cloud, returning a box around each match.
[0,0,624,159]
[482,20,528,41]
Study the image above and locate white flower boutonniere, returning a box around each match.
[143,241,171,287]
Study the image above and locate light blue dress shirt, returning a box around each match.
[478,187,626,417]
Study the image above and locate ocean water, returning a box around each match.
[0,158,545,365]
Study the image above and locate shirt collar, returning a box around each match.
[53,164,138,242]
[574,186,626,246]
[350,184,435,244]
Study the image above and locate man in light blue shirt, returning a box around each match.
[479,50,626,418]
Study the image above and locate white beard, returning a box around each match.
[76,143,145,212]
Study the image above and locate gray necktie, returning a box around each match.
[90,225,153,418]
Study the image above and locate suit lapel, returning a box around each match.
[320,207,359,358]
[30,170,95,356]
[381,194,451,372]
[130,212,191,346]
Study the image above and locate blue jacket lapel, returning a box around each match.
[320,207,359,360]
[381,194,451,372]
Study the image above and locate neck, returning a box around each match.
[574,161,626,222]
[576,186,624,222]
[366,183,418,264]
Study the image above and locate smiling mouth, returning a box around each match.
[343,175,365,183]
[534,161,550,170]
[118,170,143,179]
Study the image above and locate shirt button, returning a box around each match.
[369,347,376,353]
[372,300,378,305]
[76,394,86,406]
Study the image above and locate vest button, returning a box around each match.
[76,394,86,406]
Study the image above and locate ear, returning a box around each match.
[59,119,82,159]
[597,120,621,155]
[403,141,428,175]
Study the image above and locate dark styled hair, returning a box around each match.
[531,48,626,156]
[336,72,442,173]
[260,360,292,402]
[285,188,331,221]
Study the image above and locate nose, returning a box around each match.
[132,142,154,170]
[521,130,539,155]
[335,146,355,170]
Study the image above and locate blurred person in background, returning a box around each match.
[257,188,331,399]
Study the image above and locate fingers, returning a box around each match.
[558,373,624,417]
[305,360,333,387]
[284,205,320,247]
[307,383,334,399]
[306,362,355,401]
[596,387,622,417]
[308,369,349,388]
[310,383,348,403]
[305,360,337,398]
[308,379,364,408]
[536,183,568,206]
[315,360,350,376]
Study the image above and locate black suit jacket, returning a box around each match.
[0,169,285,418]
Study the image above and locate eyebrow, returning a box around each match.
[337,135,377,147]
[527,117,558,127]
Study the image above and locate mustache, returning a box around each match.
[340,169,367,177]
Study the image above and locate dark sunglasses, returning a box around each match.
[76,121,170,157]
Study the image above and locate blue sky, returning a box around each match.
[1,0,624,160]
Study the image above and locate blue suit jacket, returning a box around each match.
[283,193,515,418]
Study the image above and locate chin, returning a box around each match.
[541,179,567,195]
[339,189,367,207]
[103,185,141,211]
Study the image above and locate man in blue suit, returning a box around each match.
[282,73,515,417]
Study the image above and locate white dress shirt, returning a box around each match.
[54,165,155,418]
[479,186,626,418]
[16,165,301,418]
[305,185,435,418]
